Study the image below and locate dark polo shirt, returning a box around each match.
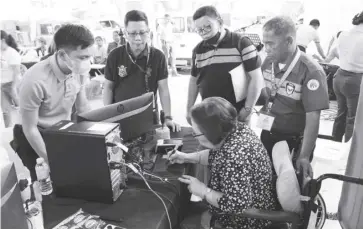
[261,49,329,135]
[105,44,168,103]
[191,29,261,112]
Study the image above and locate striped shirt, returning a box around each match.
[191,29,261,111]
[261,49,329,135]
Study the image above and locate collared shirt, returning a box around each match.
[1,47,21,83]
[208,122,276,229]
[19,54,82,128]
[191,29,261,112]
[261,49,329,135]
[338,24,363,73]
[93,45,107,64]
[296,25,320,47]
[158,22,174,42]
[105,44,168,103]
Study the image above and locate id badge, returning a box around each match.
[256,111,275,131]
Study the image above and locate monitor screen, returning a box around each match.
[77,92,155,141]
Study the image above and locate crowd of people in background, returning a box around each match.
[1,5,363,229]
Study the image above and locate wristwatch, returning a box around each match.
[203,188,212,200]
[165,116,173,121]
[243,107,252,113]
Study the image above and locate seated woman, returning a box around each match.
[168,97,277,229]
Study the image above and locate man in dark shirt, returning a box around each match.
[107,30,126,55]
[103,10,180,132]
[260,16,329,177]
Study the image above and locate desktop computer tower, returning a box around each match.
[43,120,127,204]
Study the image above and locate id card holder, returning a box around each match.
[257,106,275,131]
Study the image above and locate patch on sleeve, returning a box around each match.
[307,79,320,91]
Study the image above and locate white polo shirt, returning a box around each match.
[338,24,363,73]
[19,54,86,128]
[296,24,320,48]
[1,47,21,84]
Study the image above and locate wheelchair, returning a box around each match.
[180,141,363,229]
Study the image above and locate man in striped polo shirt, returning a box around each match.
[260,16,329,177]
[186,6,264,124]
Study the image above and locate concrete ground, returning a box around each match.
[1,73,348,228]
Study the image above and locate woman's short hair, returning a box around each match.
[192,5,223,24]
[190,97,237,145]
[95,36,103,41]
[124,10,149,27]
[1,30,20,52]
[352,11,363,25]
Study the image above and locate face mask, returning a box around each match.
[206,31,221,45]
[64,53,91,75]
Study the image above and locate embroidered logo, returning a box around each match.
[118,65,127,78]
[307,79,320,91]
[286,82,296,95]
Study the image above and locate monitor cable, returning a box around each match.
[109,162,173,229]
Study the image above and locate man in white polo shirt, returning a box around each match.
[17,24,94,180]
[296,19,326,60]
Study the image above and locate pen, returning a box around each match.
[165,143,181,165]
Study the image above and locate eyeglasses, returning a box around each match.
[191,132,204,138]
[195,25,212,35]
[126,30,150,38]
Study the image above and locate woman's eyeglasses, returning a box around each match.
[126,30,150,38]
[195,25,212,35]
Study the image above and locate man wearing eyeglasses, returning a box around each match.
[186,6,264,124]
[103,10,180,132]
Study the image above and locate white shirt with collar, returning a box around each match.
[338,24,363,73]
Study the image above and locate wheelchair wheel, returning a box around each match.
[315,193,327,229]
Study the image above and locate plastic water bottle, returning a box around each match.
[35,158,53,195]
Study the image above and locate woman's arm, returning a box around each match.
[184,149,210,165]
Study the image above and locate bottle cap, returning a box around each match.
[36,158,44,164]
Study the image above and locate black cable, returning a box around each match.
[26,217,33,229]
[129,187,179,223]
[110,161,173,229]
[127,173,180,198]
[137,172,173,229]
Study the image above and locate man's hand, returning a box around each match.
[178,175,208,198]
[165,119,181,132]
[296,157,313,178]
[238,107,252,122]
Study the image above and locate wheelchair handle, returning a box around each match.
[316,173,363,185]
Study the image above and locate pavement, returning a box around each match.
[1,73,349,228]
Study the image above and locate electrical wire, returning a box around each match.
[27,217,33,229]
[129,187,179,224]
[112,162,173,229]
[135,171,173,229]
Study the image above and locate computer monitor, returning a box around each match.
[77,92,155,141]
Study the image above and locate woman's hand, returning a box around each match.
[167,150,187,164]
[178,175,207,198]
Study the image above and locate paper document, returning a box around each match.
[229,64,249,102]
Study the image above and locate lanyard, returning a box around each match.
[267,49,301,111]
[126,44,151,93]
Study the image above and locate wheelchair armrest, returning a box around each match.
[240,209,300,223]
